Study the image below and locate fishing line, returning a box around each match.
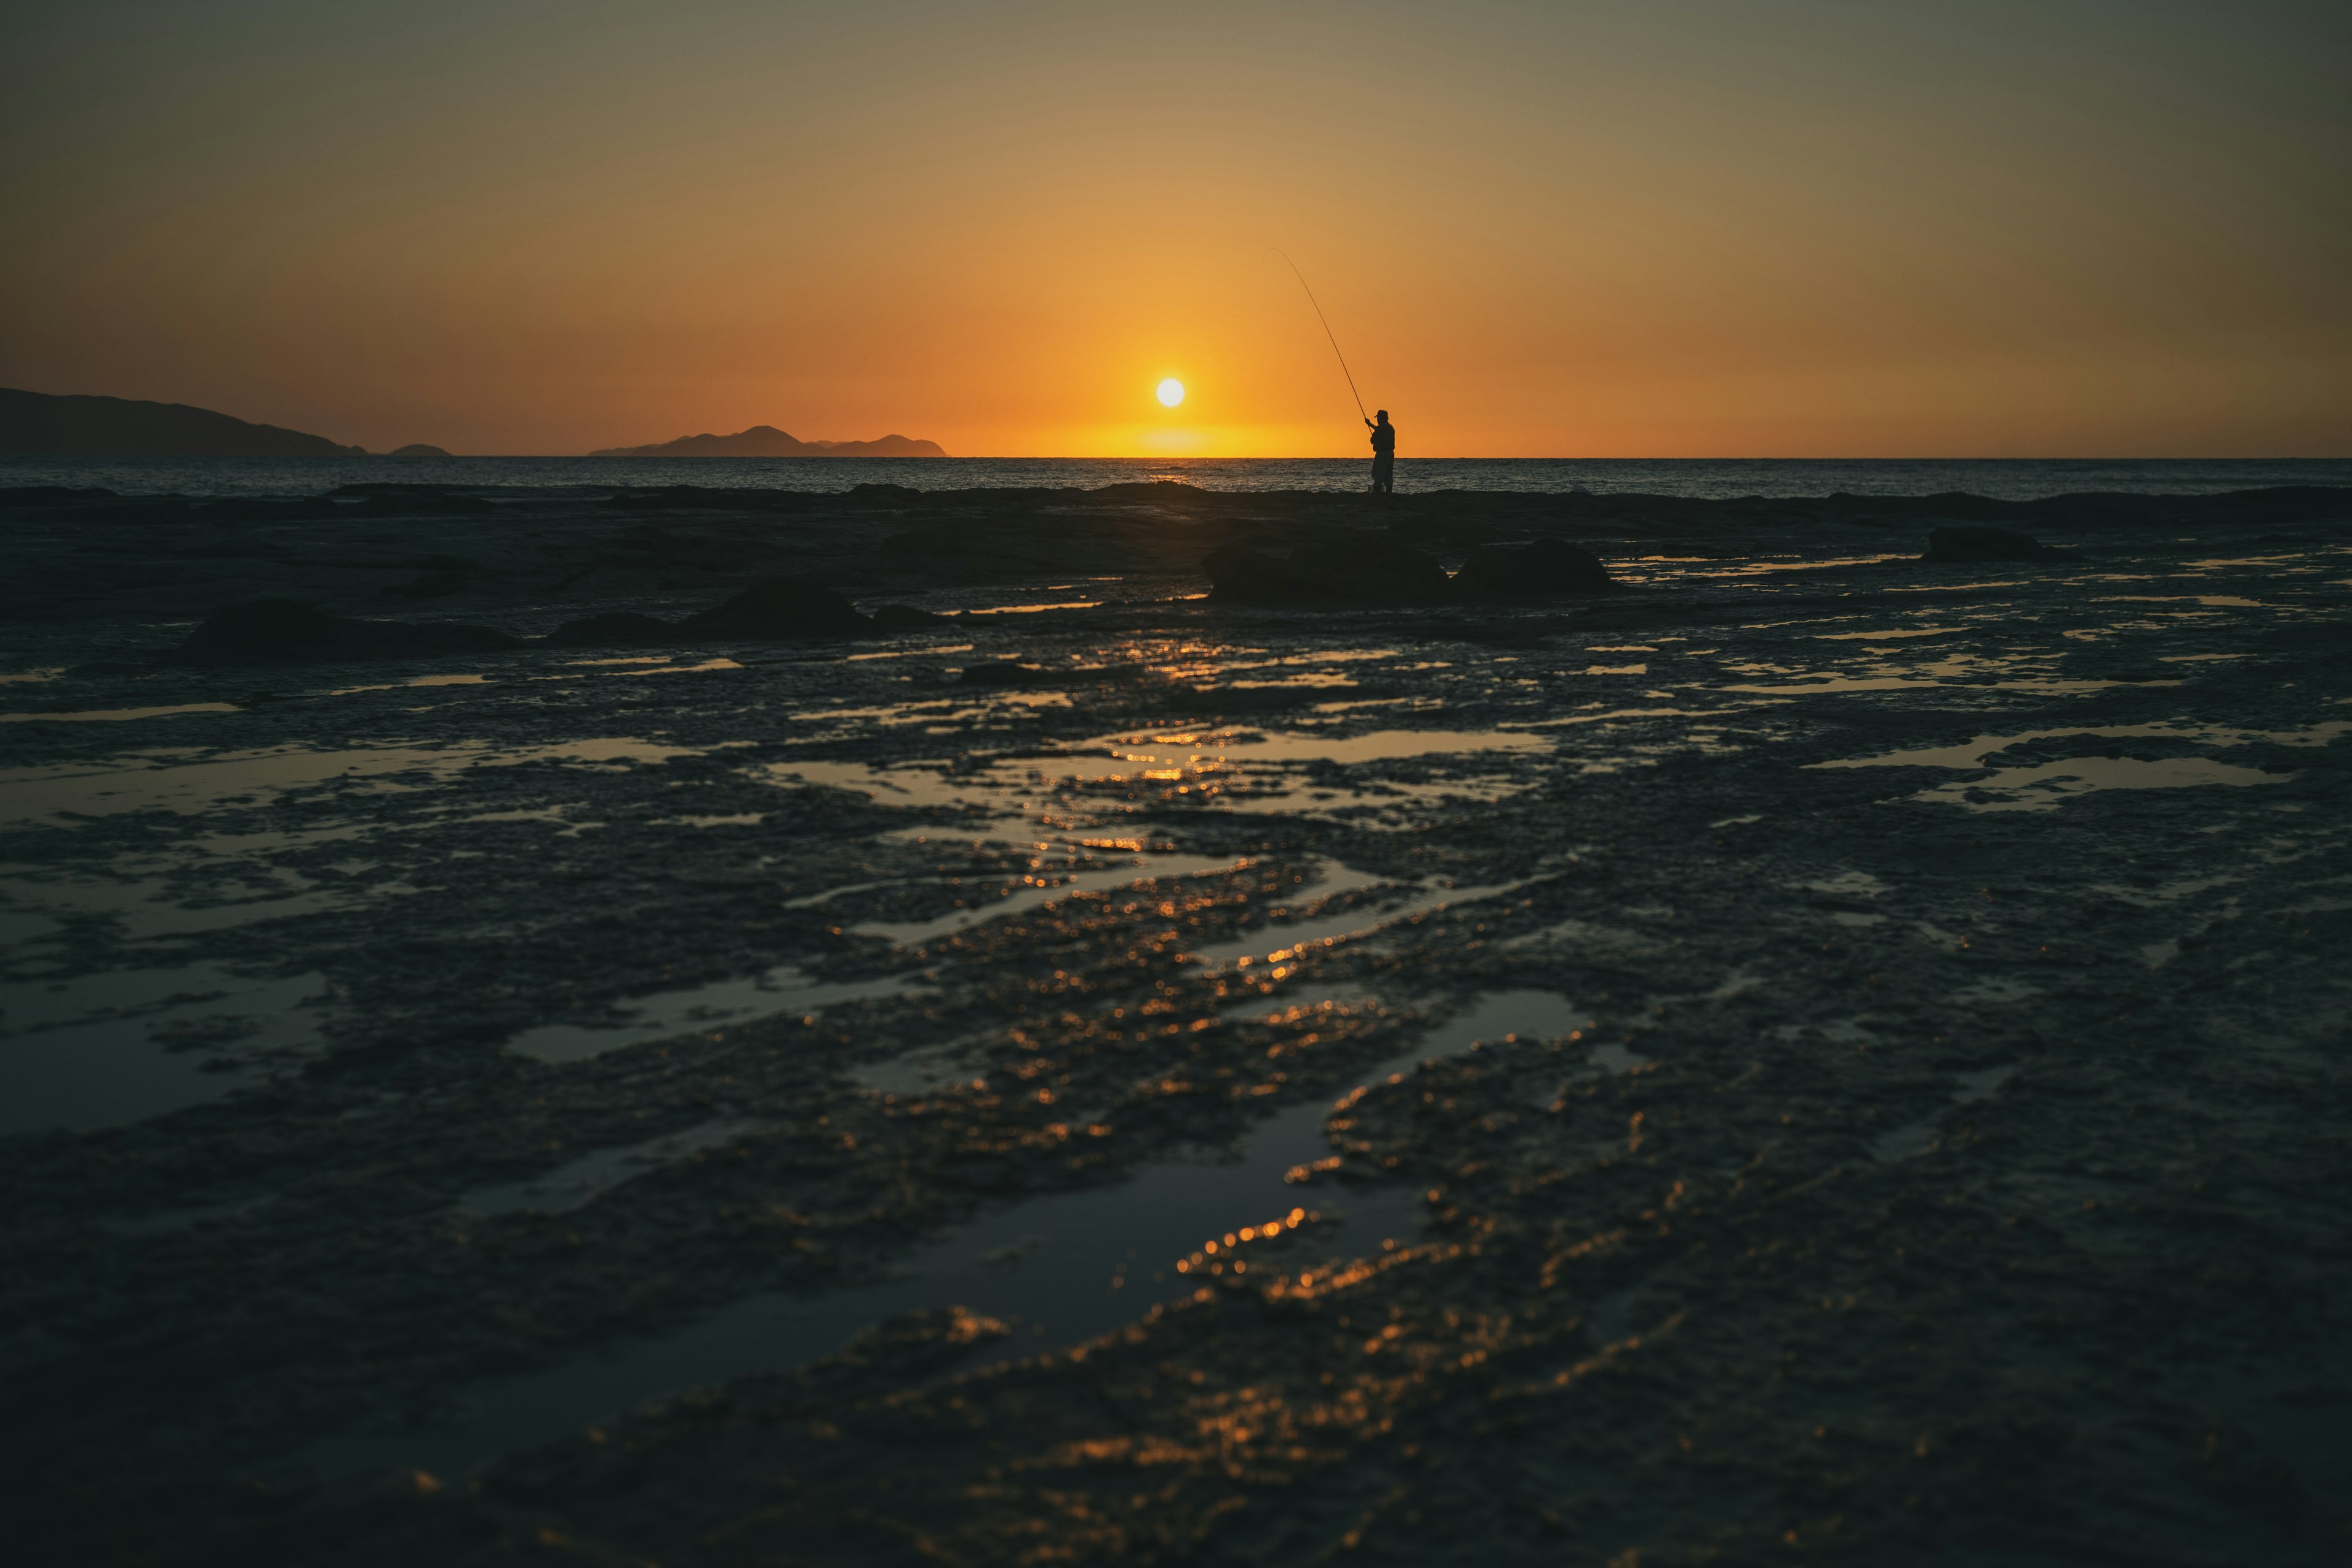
[1277,251,1369,423]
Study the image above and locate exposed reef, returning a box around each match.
[168,598,521,663]
[676,577,875,639]
[1,476,2348,1566]
[1922,524,2073,563]
[6,478,2346,628]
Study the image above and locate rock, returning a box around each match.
[959,661,1054,687]
[678,578,873,639]
[1287,537,1453,602]
[1922,526,2070,562]
[869,604,948,629]
[1202,545,1316,605]
[1381,516,1498,548]
[543,612,681,647]
[878,527,963,556]
[169,600,522,664]
[1202,538,1452,605]
[382,554,475,599]
[1452,538,1613,595]
[846,483,922,505]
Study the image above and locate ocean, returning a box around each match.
[4,454,2346,502]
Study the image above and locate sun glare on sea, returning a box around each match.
[1156,379,1185,408]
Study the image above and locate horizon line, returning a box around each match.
[17,453,2337,463]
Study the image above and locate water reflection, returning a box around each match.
[312,988,1593,1480]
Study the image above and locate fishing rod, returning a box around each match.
[1277,251,1370,424]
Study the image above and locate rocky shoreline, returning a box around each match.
[2,481,2346,1564]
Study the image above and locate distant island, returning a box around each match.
[592,425,947,458]
[0,388,369,456]
[388,443,451,457]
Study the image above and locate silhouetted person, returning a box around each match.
[1366,409,1396,495]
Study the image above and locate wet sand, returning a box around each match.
[2,481,2349,1564]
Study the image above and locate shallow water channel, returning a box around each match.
[313,987,1593,1480]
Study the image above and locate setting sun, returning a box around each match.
[1156,379,1185,409]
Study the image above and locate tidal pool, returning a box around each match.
[312,988,1595,1480]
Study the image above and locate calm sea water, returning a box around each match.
[3,454,2346,502]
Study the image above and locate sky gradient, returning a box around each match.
[3,0,2346,457]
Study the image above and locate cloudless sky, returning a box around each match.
[2,0,2346,456]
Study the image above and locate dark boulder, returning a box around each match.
[1381,516,1498,548]
[878,527,963,556]
[1202,537,1452,605]
[679,578,873,638]
[543,612,680,646]
[1453,537,1613,595]
[870,604,948,629]
[1202,545,1317,605]
[1287,537,1454,602]
[1923,526,2070,563]
[381,553,475,599]
[170,600,521,664]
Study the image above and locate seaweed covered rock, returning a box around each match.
[1452,537,1612,595]
[170,600,521,663]
[679,578,873,638]
[543,612,680,647]
[1923,526,2071,563]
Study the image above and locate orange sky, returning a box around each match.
[2,1,2346,456]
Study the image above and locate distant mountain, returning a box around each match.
[591,425,946,458]
[0,388,367,456]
